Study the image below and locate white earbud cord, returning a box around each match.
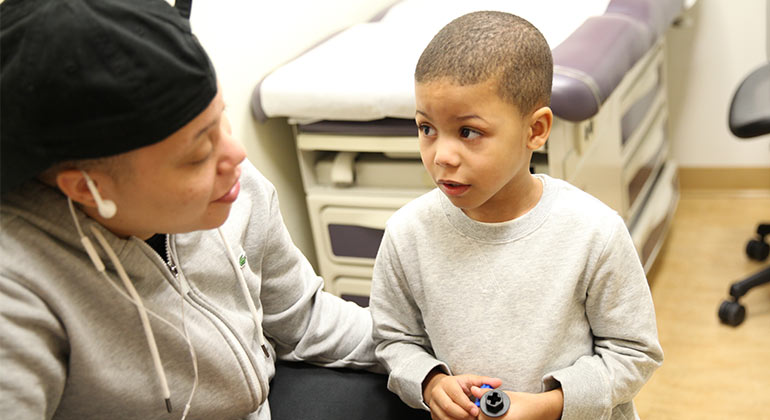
[89,226,171,411]
[216,227,269,358]
[67,199,198,417]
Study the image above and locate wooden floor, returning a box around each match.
[633,189,770,419]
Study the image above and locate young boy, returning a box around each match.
[369,11,663,420]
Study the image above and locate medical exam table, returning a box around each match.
[252,0,685,305]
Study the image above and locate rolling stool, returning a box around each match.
[717,62,770,327]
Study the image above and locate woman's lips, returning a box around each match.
[439,181,470,196]
[215,180,240,203]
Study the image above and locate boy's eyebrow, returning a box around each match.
[415,110,490,125]
[455,114,489,124]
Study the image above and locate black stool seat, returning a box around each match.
[729,63,770,138]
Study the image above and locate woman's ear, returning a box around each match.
[527,106,553,151]
[56,169,97,208]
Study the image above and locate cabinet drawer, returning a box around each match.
[630,161,679,272]
[623,106,667,216]
[333,277,372,307]
[319,206,392,267]
[314,152,432,189]
[620,45,664,147]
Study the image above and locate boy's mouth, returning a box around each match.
[438,180,470,196]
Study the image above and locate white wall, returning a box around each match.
[667,0,770,167]
[189,0,397,268]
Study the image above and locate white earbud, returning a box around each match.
[81,171,117,219]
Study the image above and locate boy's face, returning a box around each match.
[83,89,247,239]
[415,78,550,222]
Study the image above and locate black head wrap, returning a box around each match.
[0,0,217,194]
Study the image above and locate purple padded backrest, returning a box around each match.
[551,15,650,122]
[551,0,684,122]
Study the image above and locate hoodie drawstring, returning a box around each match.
[217,227,270,358]
[89,226,173,412]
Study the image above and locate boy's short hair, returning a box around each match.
[415,11,553,115]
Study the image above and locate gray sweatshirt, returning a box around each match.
[0,161,378,420]
[370,175,663,420]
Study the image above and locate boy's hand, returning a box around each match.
[423,370,502,420]
[470,386,564,420]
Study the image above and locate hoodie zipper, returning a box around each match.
[164,234,268,408]
[163,236,179,279]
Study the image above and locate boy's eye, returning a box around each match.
[460,127,481,140]
[418,124,436,136]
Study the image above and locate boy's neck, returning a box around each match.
[462,174,543,223]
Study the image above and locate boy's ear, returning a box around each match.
[56,169,98,209]
[527,106,553,151]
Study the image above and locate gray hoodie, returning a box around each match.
[0,161,378,419]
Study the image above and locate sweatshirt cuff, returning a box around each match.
[387,352,449,410]
[543,358,611,420]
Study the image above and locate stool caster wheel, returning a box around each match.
[718,300,746,326]
[746,239,769,261]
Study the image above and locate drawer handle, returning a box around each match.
[331,152,358,187]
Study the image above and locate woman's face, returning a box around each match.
[86,90,247,239]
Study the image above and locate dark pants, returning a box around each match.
[269,361,432,420]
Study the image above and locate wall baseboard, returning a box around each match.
[678,167,770,191]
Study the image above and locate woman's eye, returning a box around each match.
[460,127,481,140]
[418,124,436,136]
[191,154,211,165]
[190,143,214,165]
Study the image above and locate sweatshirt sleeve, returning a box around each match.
[543,216,664,419]
[0,274,68,420]
[255,180,380,371]
[369,230,448,409]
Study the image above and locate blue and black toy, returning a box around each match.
[475,384,510,418]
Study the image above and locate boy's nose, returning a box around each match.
[433,137,460,168]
